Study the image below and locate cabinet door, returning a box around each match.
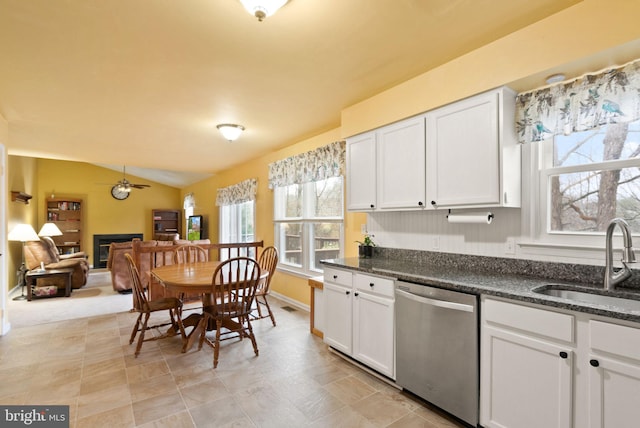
[587,355,640,428]
[377,117,426,209]
[323,282,352,354]
[481,325,573,428]
[346,132,377,211]
[353,291,394,378]
[426,90,500,207]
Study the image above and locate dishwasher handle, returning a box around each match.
[395,288,475,313]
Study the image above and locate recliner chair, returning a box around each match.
[23,236,89,289]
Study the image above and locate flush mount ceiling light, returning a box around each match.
[239,0,289,21]
[217,124,245,142]
[545,73,566,85]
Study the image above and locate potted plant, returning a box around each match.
[356,234,376,258]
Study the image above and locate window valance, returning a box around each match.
[515,58,640,144]
[268,140,345,189]
[183,193,195,209]
[216,178,257,206]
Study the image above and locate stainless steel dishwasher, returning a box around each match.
[395,281,479,427]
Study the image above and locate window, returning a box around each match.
[220,201,256,258]
[274,176,344,275]
[535,119,640,245]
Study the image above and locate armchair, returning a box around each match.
[23,236,89,289]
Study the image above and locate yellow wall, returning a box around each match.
[341,0,640,137]
[182,128,366,306]
[6,156,38,292]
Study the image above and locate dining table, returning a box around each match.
[151,260,267,352]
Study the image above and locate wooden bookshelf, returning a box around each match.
[152,209,181,239]
[46,198,83,254]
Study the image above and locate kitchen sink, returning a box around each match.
[533,284,640,312]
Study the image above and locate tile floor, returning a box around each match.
[0,299,465,427]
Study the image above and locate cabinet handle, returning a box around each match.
[333,275,338,279]
[431,201,436,206]
[590,359,600,367]
[345,291,350,295]
[354,292,359,297]
[369,283,374,287]
[370,204,375,208]
[559,351,568,359]
[418,201,423,206]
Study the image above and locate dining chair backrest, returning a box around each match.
[124,253,148,311]
[211,257,261,318]
[257,246,278,294]
[173,243,208,264]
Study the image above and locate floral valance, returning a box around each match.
[268,140,345,189]
[183,193,195,209]
[216,178,257,206]
[516,58,640,143]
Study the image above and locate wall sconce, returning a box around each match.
[217,124,245,142]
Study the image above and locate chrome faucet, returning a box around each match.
[604,218,636,290]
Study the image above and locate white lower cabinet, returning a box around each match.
[586,320,640,428]
[323,267,395,379]
[481,297,640,428]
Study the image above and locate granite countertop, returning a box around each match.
[321,255,640,323]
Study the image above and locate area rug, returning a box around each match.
[6,271,134,329]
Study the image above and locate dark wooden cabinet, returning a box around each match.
[152,209,181,239]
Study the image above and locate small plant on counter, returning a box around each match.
[356,234,375,258]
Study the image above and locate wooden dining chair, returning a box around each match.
[198,257,261,368]
[172,243,209,264]
[253,246,279,326]
[124,253,186,357]
[172,243,209,303]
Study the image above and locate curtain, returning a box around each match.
[515,58,640,144]
[183,193,195,209]
[216,178,257,206]
[268,140,345,188]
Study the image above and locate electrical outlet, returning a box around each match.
[505,238,515,255]
[360,224,367,234]
[432,236,440,250]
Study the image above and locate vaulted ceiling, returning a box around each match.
[0,0,582,186]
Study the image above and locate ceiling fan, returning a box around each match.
[107,166,151,200]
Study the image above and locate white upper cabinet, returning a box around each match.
[377,116,426,210]
[426,86,520,209]
[346,86,520,212]
[346,131,377,211]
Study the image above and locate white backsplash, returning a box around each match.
[367,208,522,258]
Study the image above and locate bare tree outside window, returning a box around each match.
[548,119,640,233]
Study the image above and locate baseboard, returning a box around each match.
[270,291,309,312]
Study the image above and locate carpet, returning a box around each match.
[7,271,134,329]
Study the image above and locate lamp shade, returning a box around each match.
[217,124,245,141]
[38,222,63,237]
[239,0,288,21]
[8,224,40,242]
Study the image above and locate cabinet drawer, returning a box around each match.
[324,267,352,287]
[590,320,640,361]
[354,273,394,298]
[484,298,574,343]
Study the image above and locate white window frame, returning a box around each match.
[273,178,344,277]
[521,127,640,262]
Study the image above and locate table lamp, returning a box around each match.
[38,222,63,238]
[8,224,40,301]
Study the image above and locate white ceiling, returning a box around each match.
[0,0,581,187]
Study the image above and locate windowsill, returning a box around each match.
[276,265,322,280]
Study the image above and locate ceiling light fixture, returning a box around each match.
[217,124,245,142]
[239,0,289,21]
[545,73,566,85]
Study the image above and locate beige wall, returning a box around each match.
[182,128,367,306]
[341,0,640,138]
